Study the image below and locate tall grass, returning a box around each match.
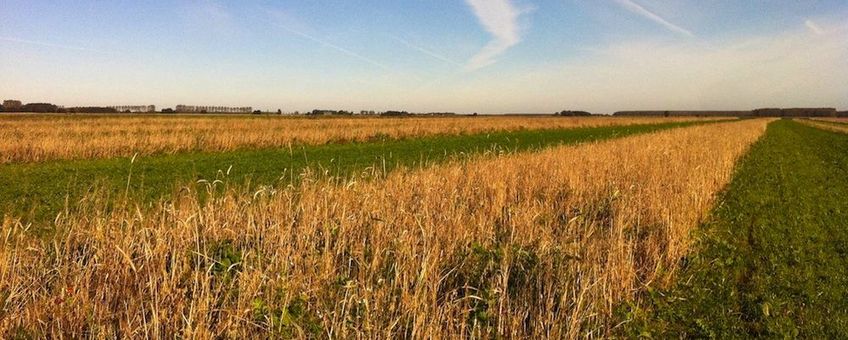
[799,118,848,133]
[0,119,768,338]
[809,117,848,125]
[0,115,723,163]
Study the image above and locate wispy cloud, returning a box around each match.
[183,0,235,35]
[805,19,825,35]
[267,10,390,71]
[389,35,463,68]
[196,0,231,22]
[613,0,694,37]
[464,0,527,71]
[0,36,113,54]
[447,16,848,113]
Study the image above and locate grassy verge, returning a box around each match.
[622,119,848,338]
[1,121,712,225]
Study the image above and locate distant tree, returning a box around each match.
[161,108,175,113]
[277,109,282,115]
[559,110,592,117]
[253,110,262,114]
[472,112,478,116]
[21,103,59,113]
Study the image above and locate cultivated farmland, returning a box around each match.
[0,115,719,163]
[1,116,848,338]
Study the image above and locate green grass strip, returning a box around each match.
[1,120,713,225]
[623,119,848,338]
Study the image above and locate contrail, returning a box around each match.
[389,35,463,68]
[272,24,391,71]
[805,20,825,35]
[613,0,694,37]
[0,36,114,54]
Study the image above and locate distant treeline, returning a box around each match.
[557,110,593,116]
[1,105,134,114]
[1,103,62,113]
[614,108,841,117]
[306,110,456,117]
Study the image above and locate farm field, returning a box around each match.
[0,117,716,225]
[799,118,848,133]
[623,120,848,337]
[3,116,848,338]
[5,0,846,338]
[809,117,848,125]
[0,115,715,163]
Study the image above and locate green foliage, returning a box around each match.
[252,294,323,338]
[623,120,848,338]
[207,240,242,278]
[440,242,548,332]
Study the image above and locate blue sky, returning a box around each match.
[1,0,846,113]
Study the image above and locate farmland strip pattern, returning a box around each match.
[0,115,722,164]
[798,118,848,133]
[626,120,848,337]
[0,120,722,225]
[0,119,768,338]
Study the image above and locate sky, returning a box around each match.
[1,0,846,114]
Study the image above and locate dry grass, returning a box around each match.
[0,119,769,338]
[0,115,722,163]
[809,117,848,124]
[800,118,848,133]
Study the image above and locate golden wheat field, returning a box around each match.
[0,119,770,338]
[0,115,723,163]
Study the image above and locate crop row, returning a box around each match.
[0,119,768,338]
[0,115,722,163]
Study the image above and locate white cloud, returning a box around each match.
[464,0,526,71]
[805,19,825,35]
[414,17,848,113]
[613,0,694,37]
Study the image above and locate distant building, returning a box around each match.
[308,109,353,116]
[176,105,252,113]
[3,100,22,110]
[108,105,156,113]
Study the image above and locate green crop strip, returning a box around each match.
[623,120,848,338]
[1,120,717,227]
